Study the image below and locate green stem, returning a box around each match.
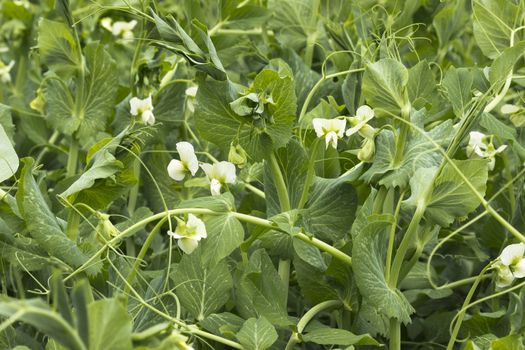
[285,300,342,350]
[66,138,79,177]
[278,259,290,306]
[268,152,291,212]
[66,210,80,241]
[298,138,320,209]
[65,209,352,284]
[392,104,411,168]
[446,264,492,350]
[389,318,401,350]
[385,190,404,283]
[124,218,166,300]
[128,159,141,215]
[298,68,365,124]
[295,232,352,266]
[268,152,292,305]
[388,204,425,287]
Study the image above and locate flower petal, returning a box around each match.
[141,110,155,125]
[187,214,207,239]
[167,230,183,239]
[217,161,236,184]
[333,119,347,137]
[129,97,141,115]
[200,163,214,180]
[312,118,326,138]
[176,142,199,175]
[500,243,525,266]
[210,178,222,196]
[356,105,374,122]
[167,159,187,181]
[513,258,525,278]
[325,131,338,149]
[178,238,199,254]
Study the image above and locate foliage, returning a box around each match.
[1,0,525,349]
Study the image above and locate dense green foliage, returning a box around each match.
[1,0,525,349]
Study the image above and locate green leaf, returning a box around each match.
[362,112,453,188]
[38,19,80,75]
[0,124,18,183]
[154,81,187,122]
[199,312,245,338]
[0,297,85,350]
[441,66,473,117]
[302,175,357,242]
[403,159,489,227]
[489,41,525,85]
[267,0,322,52]
[264,139,308,216]
[237,249,289,326]
[173,249,233,320]
[16,158,97,274]
[472,0,521,59]
[352,220,414,324]
[362,58,409,117]
[87,299,132,350]
[61,129,128,198]
[45,43,118,144]
[0,103,15,142]
[195,68,297,161]
[432,0,467,49]
[407,60,435,109]
[200,213,244,265]
[302,327,380,346]
[236,317,278,350]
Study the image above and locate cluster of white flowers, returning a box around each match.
[495,243,525,288]
[165,141,237,254]
[130,96,155,125]
[100,18,137,40]
[467,131,507,170]
[0,60,15,83]
[312,105,376,161]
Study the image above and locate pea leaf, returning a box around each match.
[302,327,380,346]
[45,43,118,144]
[0,124,18,183]
[362,111,453,188]
[0,297,85,350]
[352,220,415,324]
[38,19,80,75]
[236,317,278,350]
[16,158,98,274]
[200,213,244,265]
[425,159,488,226]
[173,249,233,320]
[472,0,521,59]
[195,68,296,160]
[236,249,289,326]
[302,175,357,242]
[403,159,489,227]
[442,66,473,117]
[87,299,133,350]
[362,58,409,117]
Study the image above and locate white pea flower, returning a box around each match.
[167,214,207,254]
[200,161,236,196]
[467,131,507,171]
[130,95,155,125]
[100,17,137,40]
[185,86,198,98]
[495,243,525,287]
[167,142,199,181]
[501,104,520,115]
[0,60,15,83]
[312,118,346,149]
[346,105,375,139]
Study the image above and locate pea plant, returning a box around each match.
[1,0,525,349]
